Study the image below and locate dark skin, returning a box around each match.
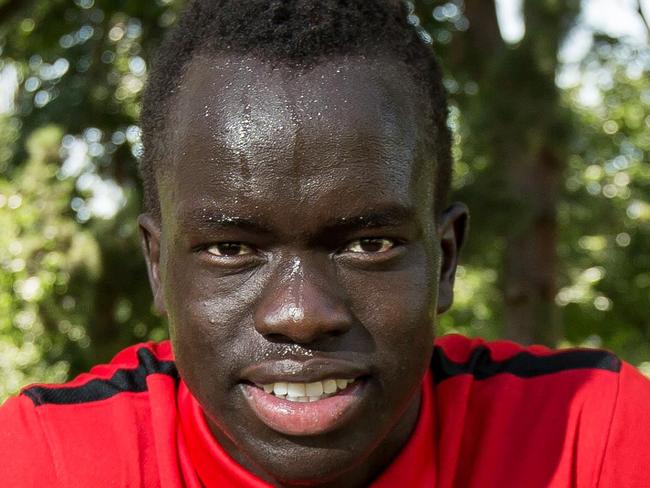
[139,54,468,487]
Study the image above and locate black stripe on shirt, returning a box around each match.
[431,344,621,384]
[22,343,621,405]
[23,347,179,407]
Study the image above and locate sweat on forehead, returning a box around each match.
[163,55,427,177]
[156,54,434,225]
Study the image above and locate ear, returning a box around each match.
[436,202,469,315]
[138,213,167,316]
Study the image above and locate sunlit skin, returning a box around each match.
[139,54,468,487]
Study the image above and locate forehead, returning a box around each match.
[160,54,430,227]
[174,53,421,140]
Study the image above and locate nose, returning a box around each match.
[254,257,353,344]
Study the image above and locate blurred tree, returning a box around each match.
[0,0,178,394]
[411,1,649,357]
[558,34,650,365]
[0,0,648,400]
[414,0,581,345]
[0,125,74,398]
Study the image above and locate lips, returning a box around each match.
[240,358,369,436]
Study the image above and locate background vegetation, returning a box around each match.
[0,0,648,400]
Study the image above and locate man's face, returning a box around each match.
[140,54,466,485]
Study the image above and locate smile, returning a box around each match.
[243,379,365,436]
[240,358,369,436]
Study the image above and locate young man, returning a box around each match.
[1,1,649,486]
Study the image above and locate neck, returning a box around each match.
[208,390,422,487]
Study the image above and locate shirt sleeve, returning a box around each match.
[0,394,58,486]
[597,362,650,487]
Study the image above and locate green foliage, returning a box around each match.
[411,1,649,359]
[0,0,175,398]
[0,125,79,396]
[557,39,650,364]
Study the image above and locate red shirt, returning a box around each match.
[1,334,649,487]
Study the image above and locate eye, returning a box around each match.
[344,238,396,254]
[205,242,254,257]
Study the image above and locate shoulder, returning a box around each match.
[597,359,650,486]
[0,393,58,486]
[432,334,650,487]
[432,333,621,383]
[431,333,625,425]
[0,341,178,486]
[21,340,177,406]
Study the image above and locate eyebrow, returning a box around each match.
[179,204,416,236]
[322,205,417,234]
[180,212,274,235]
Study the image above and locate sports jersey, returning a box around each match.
[1,334,649,487]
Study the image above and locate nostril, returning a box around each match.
[264,333,291,343]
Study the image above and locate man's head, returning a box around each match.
[138,0,467,485]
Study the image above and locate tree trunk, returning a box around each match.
[420,0,575,345]
[503,146,562,344]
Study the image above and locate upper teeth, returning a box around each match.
[260,378,355,402]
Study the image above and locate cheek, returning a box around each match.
[338,253,435,433]
[165,252,255,325]
[164,270,266,432]
[342,248,437,363]
[162,252,265,380]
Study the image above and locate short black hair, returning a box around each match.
[140,0,451,218]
